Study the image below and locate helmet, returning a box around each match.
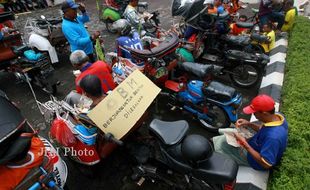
[181,134,213,164]
[111,19,132,36]
[203,0,214,5]
[217,5,225,14]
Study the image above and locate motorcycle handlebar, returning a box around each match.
[104,133,123,146]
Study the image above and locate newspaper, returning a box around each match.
[221,127,254,147]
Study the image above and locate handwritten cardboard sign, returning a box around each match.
[88,70,161,139]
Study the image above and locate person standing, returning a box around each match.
[61,0,99,62]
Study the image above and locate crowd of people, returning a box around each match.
[0,0,302,189]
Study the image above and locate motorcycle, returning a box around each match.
[161,62,242,132]
[124,119,238,190]
[172,0,270,88]
[101,0,149,33]
[24,15,67,64]
[38,96,148,167]
[0,91,67,189]
[0,12,58,94]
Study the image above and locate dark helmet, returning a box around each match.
[181,134,213,164]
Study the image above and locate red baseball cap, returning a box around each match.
[243,94,275,114]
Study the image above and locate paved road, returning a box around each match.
[0,0,259,189]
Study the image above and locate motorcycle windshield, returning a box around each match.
[171,0,206,19]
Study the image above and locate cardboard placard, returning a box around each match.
[88,70,161,139]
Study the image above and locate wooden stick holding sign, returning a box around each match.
[87,70,161,140]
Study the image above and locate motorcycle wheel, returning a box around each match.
[199,104,230,133]
[105,19,117,34]
[229,63,262,88]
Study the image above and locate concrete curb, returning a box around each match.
[236,34,289,190]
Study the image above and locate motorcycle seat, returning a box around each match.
[193,152,238,184]
[180,62,214,78]
[149,119,189,146]
[203,81,236,102]
[251,33,269,43]
[223,35,251,46]
[225,49,256,60]
[128,33,179,60]
[236,22,254,29]
[11,45,30,56]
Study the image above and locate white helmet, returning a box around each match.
[203,0,214,5]
[111,19,131,35]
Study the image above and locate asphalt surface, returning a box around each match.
[0,0,260,189]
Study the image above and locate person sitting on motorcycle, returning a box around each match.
[260,22,275,54]
[281,0,297,32]
[65,50,116,106]
[79,74,106,108]
[123,0,148,29]
[213,94,288,171]
[230,15,249,35]
[61,0,99,62]
[258,0,285,30]
[112,19,143,62]
[0,136,45,189]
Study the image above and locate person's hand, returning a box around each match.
[235,118,250,128]
[234,132,248,148]
[78,3,86,13]
[92,31,100,40]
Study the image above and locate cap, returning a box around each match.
[61,0,79,12]
[243,94,275,114]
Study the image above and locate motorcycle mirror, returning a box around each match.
[40,15,46,20]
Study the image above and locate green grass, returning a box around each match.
[268,16,310,190]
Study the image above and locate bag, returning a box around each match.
[23,50,43,61]
[50,118,76,147]
[95,38,105,61]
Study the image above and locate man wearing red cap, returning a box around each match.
[213,94,288,170]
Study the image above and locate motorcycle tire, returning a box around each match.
[229,63,262,88]
[199,104,230,133]
[105,19,118,34]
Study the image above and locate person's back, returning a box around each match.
[76,61,116,94]
[117,31,143,61]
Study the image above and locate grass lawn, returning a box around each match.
[268,16,310,190]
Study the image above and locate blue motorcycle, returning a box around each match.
[162,78,242,132]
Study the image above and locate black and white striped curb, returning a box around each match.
[236,34,288,190]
